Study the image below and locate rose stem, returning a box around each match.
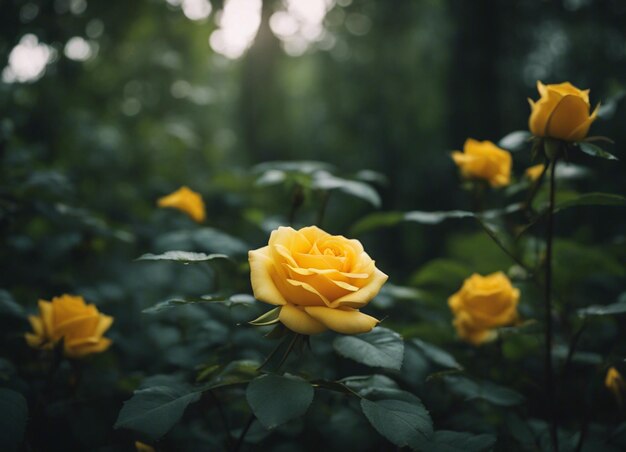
[522,161,549,216]
[545,156,558,452]
[317,190,331,228]
[288,184,304,225]
[233,415,255,452]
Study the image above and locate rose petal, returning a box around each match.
[278,304,327,335]
[67,337,113,358]
[249,247,288,306]
[331,268,389,308]
[304,306,379,334]
[38,300,53,337]
[566,103,600,142]
[55,315,100,341]
[28,315,44,336]
[285,279,330,306]
[94,315,114,337]
[546,95,590,141]
[529,89,562,136]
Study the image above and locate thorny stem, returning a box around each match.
[545,157,559,452]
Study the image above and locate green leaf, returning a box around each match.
[253,160,334,175]
[409,259,471,289]
[578,142,618,160]
[333,327,404,370]
[0,388,27,452]
[360,389,432,450]
[404,210,476,224]
[201,360,260,390]
[0,290,25,319]
[312,171,381,207]
[192,228,249,255]
[249,307,281,326]
[578,293,626,317]
[255,169,286,186]
[136,251,229,263]
[246,374,314,429]
[351,205,522,236]
[114,385,201,440]
[552,345,602,365]
[350,212,405,236]
[411,339,462,370]
[442,375,524,407]
[498,130,532,152]
[143,297,204,313]
[340,374,399,393]
[143,294,255,314]
[597,90,625,119]
[554,192,626,212]
[426,430,496,452]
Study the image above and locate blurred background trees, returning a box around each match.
[1,1,625,450]
[2,0,625,289]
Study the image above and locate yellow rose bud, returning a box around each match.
[524,163,545,182]
[157,186,206,223]
[605,367,625,406]
[448,272,520,346]
[25,294,114,358]
[451,139,512,188]
[528,81,600,142]
[248,226,388,335]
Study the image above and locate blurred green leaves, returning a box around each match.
[0,388,27,452]
[114,384,201,440]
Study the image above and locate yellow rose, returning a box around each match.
[524,163,545,182]
[448,272,519,345]
[528,81,600,142]
[25,294,114,358]
[605,366,625,405]
[157,186,206,223]
[248,226,388,335]
[451,139,512,187]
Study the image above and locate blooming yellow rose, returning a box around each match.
[528,81,600,142]
[451,139,512,187]
[448,272,519,345]
[248,226,388,335]
[605,366,625,405]
[157,186,206,223]
[524,163,545,182]
[25,294,114,358]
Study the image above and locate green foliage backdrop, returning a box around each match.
[0,0,625,451]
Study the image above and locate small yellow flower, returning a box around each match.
[448,272,520,345]
[525,164,545,182]
[451,139,512,188]
[25,295,114,358]
[528,81,600,142]
[135,441,156,452]
[249,226,388,335]
[605,367,625,406]
[157,186,206,223]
